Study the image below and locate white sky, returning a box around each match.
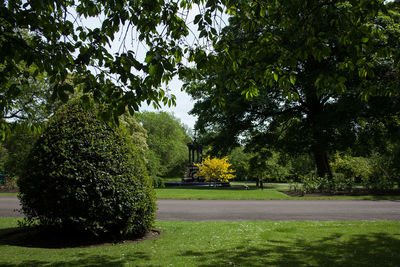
[140,78,197,130]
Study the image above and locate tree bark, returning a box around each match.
[312,148,333,179]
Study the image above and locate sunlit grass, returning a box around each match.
[0,218,399,266]
[155,187,400,200]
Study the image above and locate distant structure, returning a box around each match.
[182,133,204,183]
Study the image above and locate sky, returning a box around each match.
[139,78,197,130]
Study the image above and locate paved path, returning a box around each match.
[1,197,400,221]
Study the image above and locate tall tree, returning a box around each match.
[184,0,400,178]
[1,0,194,133]
[135,111,191,177]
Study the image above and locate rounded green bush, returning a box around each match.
[18,99,156,239]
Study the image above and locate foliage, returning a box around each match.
[300,173,356,194]
[330,153,373,182]
[184,0,400,178]
[0,0,234,136]
[300,174,330,194]
[331,173,355,193]
[196,156,235,184]
[352,116,400,185]
[151,176,165,188]
[330,152,398,191]
[0,0,198,133]
[0,146,8,173]
[228,147,314,183]
[17,99,156,239]
[135,111,190,177]
[280,153,315,179]
[0,57,63,136]
[0,122,40,178]
[227,147,251,181]
[248,150,292,189]
[363,152,397,191]
[120,114,149,162]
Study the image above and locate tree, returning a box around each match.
[227,146,251,181]
[184,0,400,178]
[1,122,39,178]
[135,111,191,177]
[195,156,235,186]
[1,0,196,134]
[120,114,149,161]
[0,58,63,137]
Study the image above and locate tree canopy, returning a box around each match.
[135,111,191,177]
[183,0,400,178]
[1,0,193,132]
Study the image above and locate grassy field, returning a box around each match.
[0,193,18,197]
[155,185,400,200]
[2,186,400,200]
[0,218,399,266]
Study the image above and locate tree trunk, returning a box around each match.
[312,148,332,179]
[305,82,333,180]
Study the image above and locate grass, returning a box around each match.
[156,187,292,200]
[3,184,400,200]
[0,193,18,197]
[155,184,400,200]
[0,217,399,266]
[162,177,181,182]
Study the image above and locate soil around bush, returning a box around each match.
[0,227,162,249]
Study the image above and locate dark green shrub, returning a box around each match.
[18,99,156,239]
[300,174,328,193]
[362,153,395,191]
[332,173,354,192]
[151,176,165,188]
[300,173,355,194]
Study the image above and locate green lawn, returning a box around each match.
[0,193,18,197]
[155,187,400,200]
[3,186,400,200]
[0,218,399,266]
[156,187,292,200]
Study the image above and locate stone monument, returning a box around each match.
[182,133,204,183]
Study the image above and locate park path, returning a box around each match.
[1,197,400,221]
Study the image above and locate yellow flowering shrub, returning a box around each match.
[195,156,235,183]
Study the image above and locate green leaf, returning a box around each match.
[149,64,157,76]
[194,14,202,24]
[290,74,296,85]
[274,72,278,82]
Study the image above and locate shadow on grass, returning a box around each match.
[0,226,161,249]
[182,232,400,266]
[0,252,152,267]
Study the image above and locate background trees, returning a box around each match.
[135,111,191,178]
[184,0,400,179]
